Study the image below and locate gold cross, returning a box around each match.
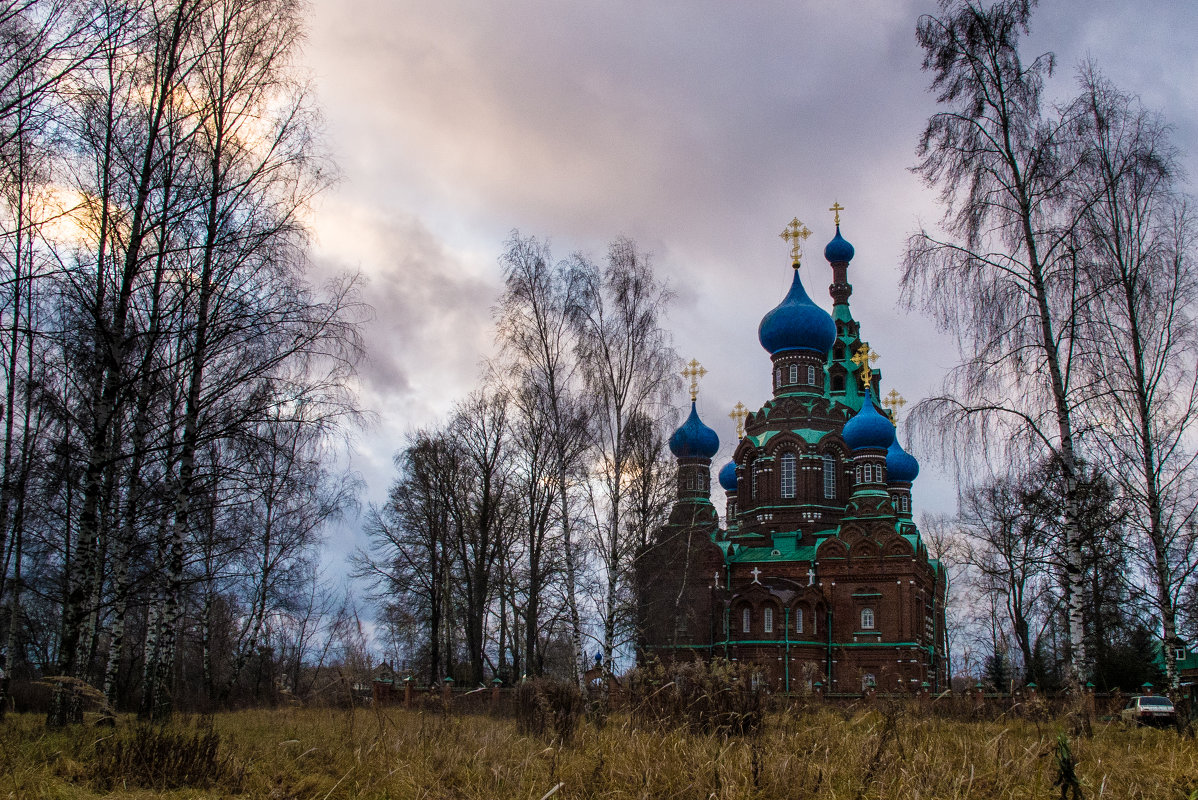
[851,344,879,389]
[780,216,812,265]
[882,389,906,425]
[681,358,707,401]
[829,201,845,226]
[729,402,748,439]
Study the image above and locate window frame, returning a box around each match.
[861,607,875,630]
[763,606,773,634]
[823,456,836,498]
[780,452,796,499]
[742,607,751,633]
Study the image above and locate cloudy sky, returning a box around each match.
[299,0,1198,571]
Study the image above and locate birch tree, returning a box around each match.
[903,0,1094,683]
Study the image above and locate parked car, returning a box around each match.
[1120,695,1177,727]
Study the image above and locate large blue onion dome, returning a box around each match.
[842,388,897,451]
[718,460,738,491]
[824,225,855,263]
[669,401,719,459]
[886,436,920,483]
[758,269,837,355]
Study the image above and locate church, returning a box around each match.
[637,209,949,693]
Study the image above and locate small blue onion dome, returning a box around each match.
[842,388,897,451]
[718,460,738,492]
[824,225,855,263]
[669,401,720,459]
[886,437,920,482]
[758,269,837,355]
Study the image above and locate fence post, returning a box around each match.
[403,677,412,709]
[442,676,454,704]
[972,683,985,715]
[491,677,502,710]
[814,681,824,702]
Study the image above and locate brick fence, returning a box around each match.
[371,679,1155,721]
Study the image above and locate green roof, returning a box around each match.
[729,538,816,563]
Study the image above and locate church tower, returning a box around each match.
[639,207,948,692]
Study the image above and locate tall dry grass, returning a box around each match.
[0,702,1196,798]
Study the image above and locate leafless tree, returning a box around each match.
[1068,66,1198,692]
[904,0,1094,683]
[572,237,678,668]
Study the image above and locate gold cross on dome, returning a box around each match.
[851,344,879,389]
[780,216,812,265]
[882,389,907,425]
[829,201,845,226]
[729,402,748,439]
[681,358,707,401]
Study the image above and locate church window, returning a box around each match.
[788,364,798,384]
[794,608,803,634]
[780,453,796,498]
[774,367,782,388]
[750,462,759,500]
[901,495,909,513]
[763,607,773,633]
[742,607,751,633]
[831,374,845,392]
[862,673,876,690]
[855,465,863,484]
[861,608,875,630]
[834,343,845,361]
[807,365,816,384]
[823,456,836,498]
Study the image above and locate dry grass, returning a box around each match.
[0,703,1196,798]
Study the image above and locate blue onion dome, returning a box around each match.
[669,401,720,459]
[757,269,837,355]
[824,225,855,263]
[718,460,738,491]
[842,388,897,451]
[886,436,920,483]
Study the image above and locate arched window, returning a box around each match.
[822,456,836,498]
[788,364,798,384]
[780,453,796,498]
[794,608,803,634]
[774,367,781,388]
[763,607,774,633]
[855,464,863,484]
[750,461,759,500]
[742,607,751,633]
[807,365,816,385]
[901,495,910,512]
[831,374,845,392]
[861,608,875,630]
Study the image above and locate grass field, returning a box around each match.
[1,704,1196,799]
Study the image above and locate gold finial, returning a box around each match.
[882,389,907,425]
[851,344,879,390]
[729,402,748,439]
[829,201,845,226]
[780,216,812,266]
[681,358,707,402]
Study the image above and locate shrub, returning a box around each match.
[515,678,585,744]
[90,721,243,791]
[627,657,764,736]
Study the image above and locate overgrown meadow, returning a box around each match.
[1,705,1196,799]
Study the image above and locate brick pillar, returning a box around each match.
[442,676,453,704]
[1084,682,1095,716]
[403,677,412,709]
[866,686,877,703]
[973,684,985,715]
[1026,682,1037,699]
[1142,682,1155,696]
[491,678,501,710]
[814,682,824,702]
